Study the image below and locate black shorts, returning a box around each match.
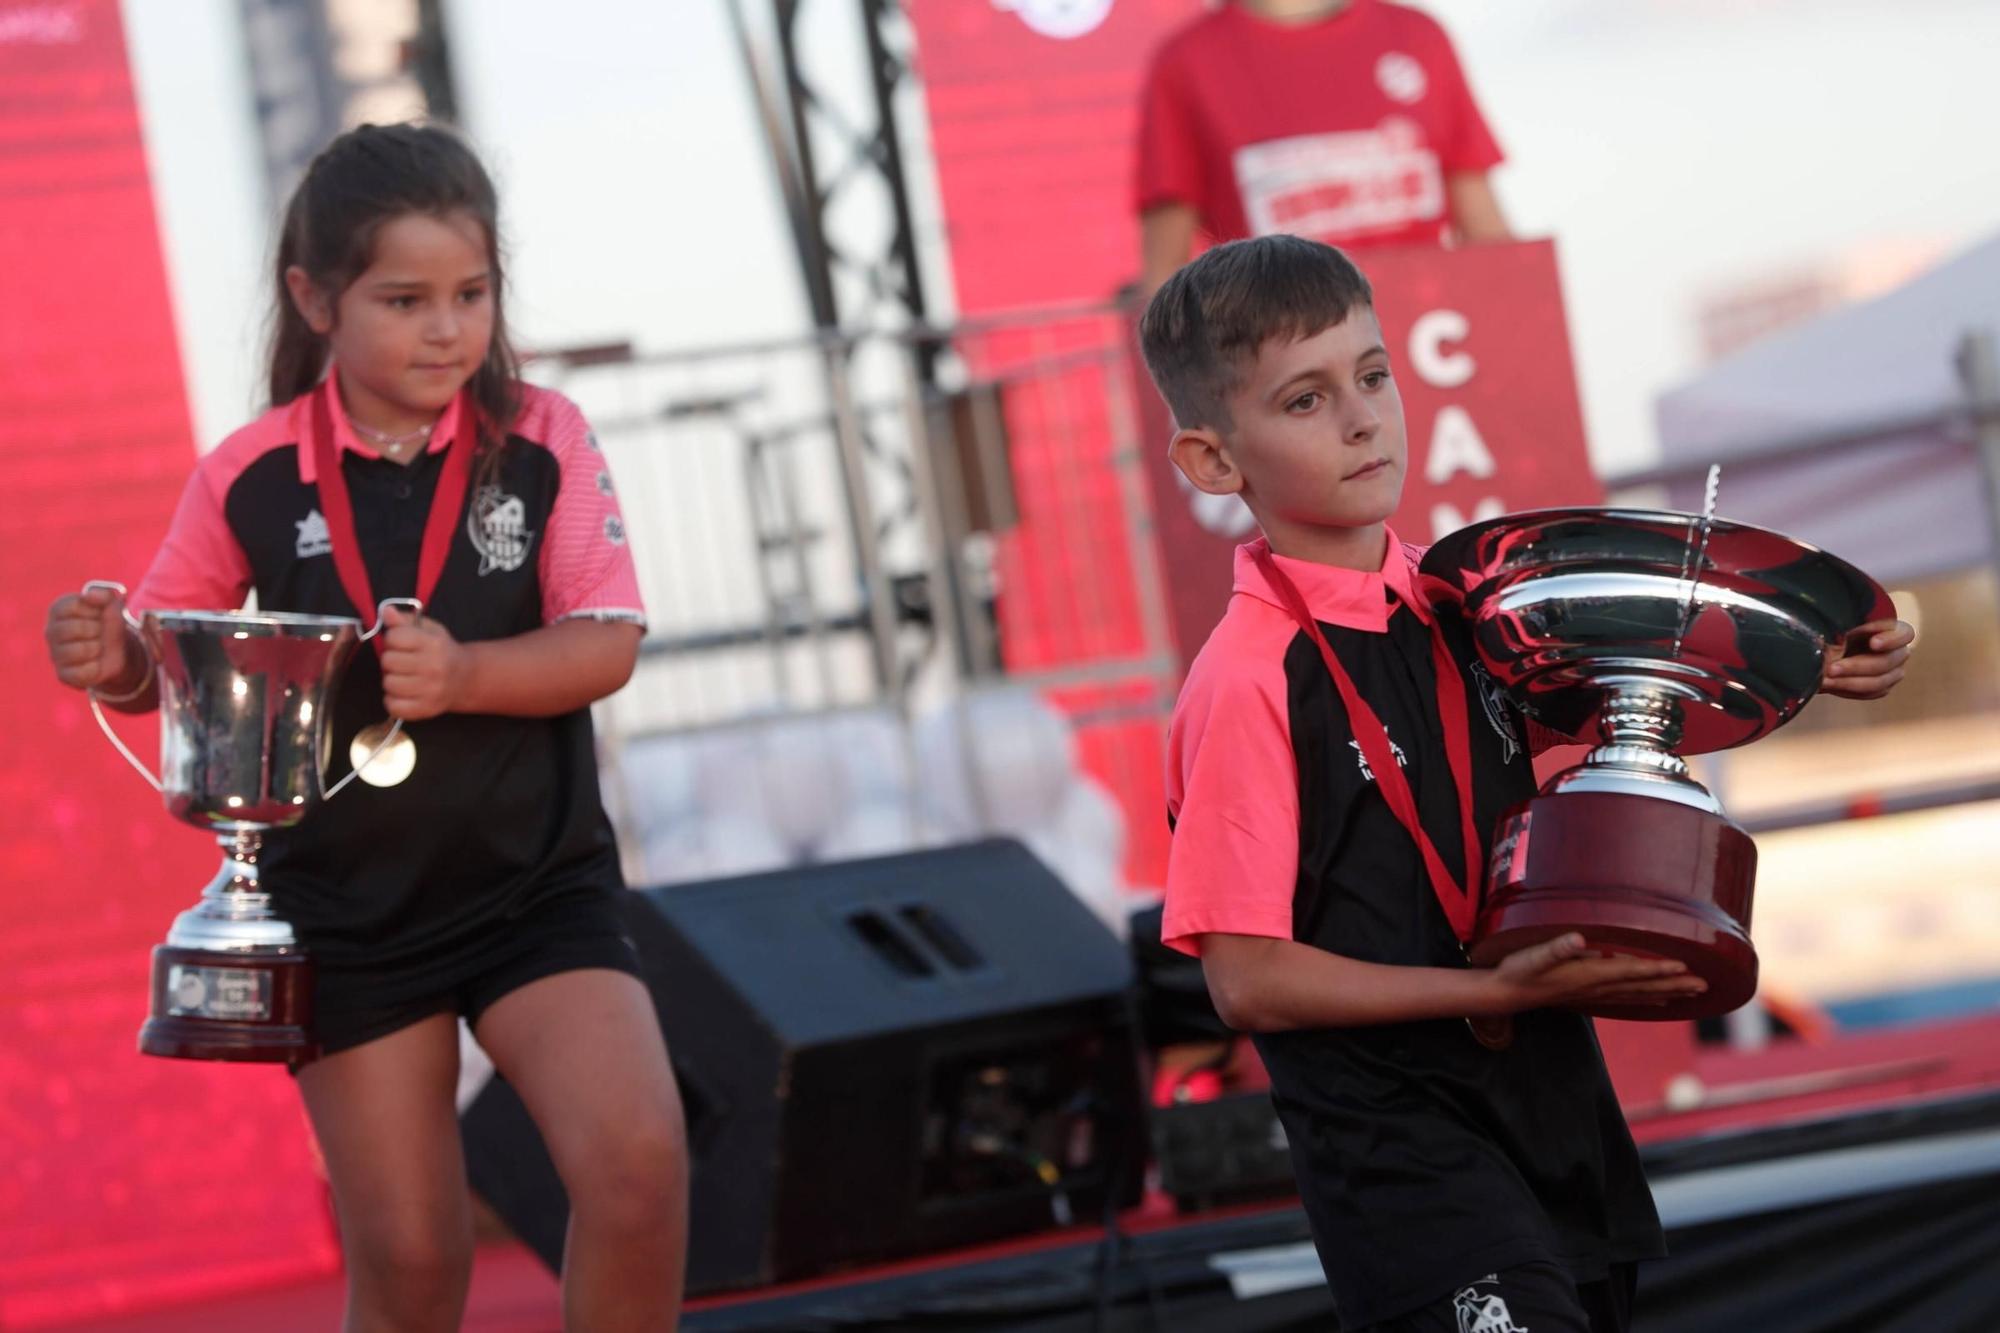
[1363,1261,1637,1333]
[299,906,642,1064]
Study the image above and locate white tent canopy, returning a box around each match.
[1637,233,2000,587]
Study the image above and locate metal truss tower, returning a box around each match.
[740,0,935,340]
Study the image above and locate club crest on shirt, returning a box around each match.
[1376,51,1429,105]
[1453,1275,1529,1333]
[467,485,534,575]
[1470,661,1522,764]
[991,0,1114,40]
[295,508,332,559]
[1350,736,1409,783]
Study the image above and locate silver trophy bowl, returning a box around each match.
[1420,507,1894,806]
[147,608,362,948]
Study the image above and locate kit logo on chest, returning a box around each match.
[1350,735,1409,783]
[295,508,332,559]
[1452,1275,1528,1333]
[467,485,535,576]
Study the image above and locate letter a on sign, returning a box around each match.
[1424,405,1497,484]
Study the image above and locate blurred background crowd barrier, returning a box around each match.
[537,305,1179,925]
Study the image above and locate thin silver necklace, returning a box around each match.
[351,417,433,458]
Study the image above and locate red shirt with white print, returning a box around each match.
[1136,1,1503,250]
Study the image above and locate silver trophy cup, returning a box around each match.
[1418,509,1893,1019]
[86,582,414,1062]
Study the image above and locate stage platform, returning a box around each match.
[55,1082,2000,1332]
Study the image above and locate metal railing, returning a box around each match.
[534,304,1178,889]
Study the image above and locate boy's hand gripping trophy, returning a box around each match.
[82,581,418,1064]
[1419,478,1893,1021]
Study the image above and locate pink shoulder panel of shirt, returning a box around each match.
[1161,582,1307,958]
[128,403,293,614]
[512,384,648,629]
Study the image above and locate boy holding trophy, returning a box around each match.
[1140,234,1912,1331]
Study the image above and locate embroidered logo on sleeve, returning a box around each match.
[468,485,535,575]
[1453,1276,1529,1333]
[295,509,332,559]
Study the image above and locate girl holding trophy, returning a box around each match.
[44,124,685,1332]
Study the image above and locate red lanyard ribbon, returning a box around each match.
[310,380,476,648]
[1253,546,1484,942]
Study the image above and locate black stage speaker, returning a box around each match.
[462,838,1146,1294]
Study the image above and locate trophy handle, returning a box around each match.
[80,580,163,792]
[363,596,423,640]
[82,578,144,631]
[320,597,425,799]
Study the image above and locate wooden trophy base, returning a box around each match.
[1468,791,1758,1021]
[139,945,318,1065]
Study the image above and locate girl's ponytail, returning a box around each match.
[267,183,328,407]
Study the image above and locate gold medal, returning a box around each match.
[350,721,417,787]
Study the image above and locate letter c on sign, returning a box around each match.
[1410,310,1475,389]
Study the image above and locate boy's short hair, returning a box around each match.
[1139,235,1374,432]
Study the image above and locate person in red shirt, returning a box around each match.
[1137,0,1512,291]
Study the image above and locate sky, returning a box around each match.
[1423,0,2000,469]
[128,0,2000,476]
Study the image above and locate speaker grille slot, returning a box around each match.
[899,903,986,972]
[848,909,935,978]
